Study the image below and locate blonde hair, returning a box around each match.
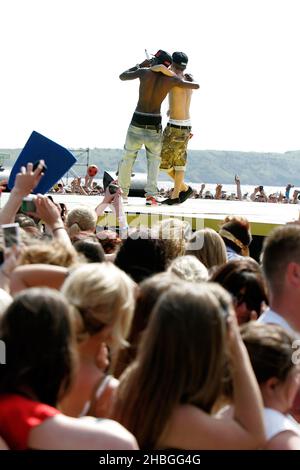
[154,218,189,262]
[61,262,135,351]
[66,207,97,239]
[167,255,208,282]
[186,228,227,269]
[19,240,78,267]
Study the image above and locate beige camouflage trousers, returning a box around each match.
[160,125,191,171]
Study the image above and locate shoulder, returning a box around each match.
[264,408,300,441]
[29,414,138,450]
[257,310,293,333]
[119,68,146,81]
[160,403,265,450]
[158,404,224,449]
[265,430,300,450]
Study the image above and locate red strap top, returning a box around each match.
[0,394,61,450]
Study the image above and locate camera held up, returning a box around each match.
[108,182,119,195]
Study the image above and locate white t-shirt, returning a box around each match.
[264,408,300,441]
[257,308,295,334]
[217,405,300,447]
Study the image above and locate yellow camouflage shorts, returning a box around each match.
[160,125,191,171]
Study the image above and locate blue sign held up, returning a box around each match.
[8,131,76,194]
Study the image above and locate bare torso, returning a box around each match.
[135,70,180,114]
[119,64,199,115]
[169,71,192,120]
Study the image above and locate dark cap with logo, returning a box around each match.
[152,50,172,67]
[172,51,188,68]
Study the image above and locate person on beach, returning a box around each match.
[151,52,199,205]
[117,50,199,206]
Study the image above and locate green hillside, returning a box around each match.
[1,148,300,185]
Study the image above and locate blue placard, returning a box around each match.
[8,131,76,194]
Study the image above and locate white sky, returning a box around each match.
[0,0,300,152]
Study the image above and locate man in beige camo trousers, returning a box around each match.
[152,52,199,205]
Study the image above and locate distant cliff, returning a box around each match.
[1,148,300,185]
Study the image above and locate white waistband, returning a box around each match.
[169,118,192,126]
[135,111,161,117]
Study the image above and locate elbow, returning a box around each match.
[119,74,126,81]
[238,430,266,450]
[253,431,266,450]
[246,422,266,450]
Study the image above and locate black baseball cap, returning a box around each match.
[153,50,172,67]
[172,51,188,68]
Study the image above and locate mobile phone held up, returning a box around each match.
[21,195,36,213]
[108,183,119,195]
[33,160,48,175]
[2,223,20,248]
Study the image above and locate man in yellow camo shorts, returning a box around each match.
[152,52,199,205]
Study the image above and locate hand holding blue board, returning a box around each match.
[8,131,76,194]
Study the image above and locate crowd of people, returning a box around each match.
[0,50,299,452]
[0,161,299,451]
[48,175,300,206]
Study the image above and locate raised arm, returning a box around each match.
[10,264,68,295]
[235,175,242,201]
[119,59,150,81]
[0,161,44,225]
[150,64,176,77]
[95,185,128,236]
[176,312,265,450]
[32,195,73,249]
[95,185,119,217]
[227,313,265,448]
[250,187,259,201]
[215,184,222,200]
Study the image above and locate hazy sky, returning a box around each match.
[1,0,299,152]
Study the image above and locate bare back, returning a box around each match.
[136,70,180,114]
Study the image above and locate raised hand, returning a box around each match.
[184,73,194,82]
[13,161,45,197]
[31,195,63,230]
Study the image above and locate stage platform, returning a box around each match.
[1,193,299,237]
